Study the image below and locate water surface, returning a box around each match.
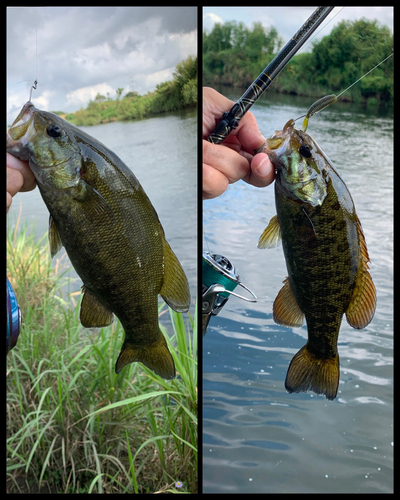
[203,91,393,493]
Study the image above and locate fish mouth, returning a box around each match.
[8,101,36,141]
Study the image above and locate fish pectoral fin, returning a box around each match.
[75,180,115,221]
[345,217,377,329]
[80,286,114,327]
[285,345,339,401]
[258,215,281,249]
[49,215,63,258]
[160,240,190,313]
[273,277,304,327]
[115,335,176,379]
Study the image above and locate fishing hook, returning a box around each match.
[29,79,38,102]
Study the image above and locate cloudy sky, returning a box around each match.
[7,6,197,124]
[203,6,393,43]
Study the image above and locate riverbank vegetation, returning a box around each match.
[7,217,197,493]
[62,56,197,126]
[203,19,393,105]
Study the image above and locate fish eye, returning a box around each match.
[299,145,312,158]
[47,124,62,138]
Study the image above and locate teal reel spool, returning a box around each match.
[202,252,257,335]
[202,253,240,298]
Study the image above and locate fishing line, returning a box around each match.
[203,228,211,255]
[28,25,38,101]
[294,51,393,130]
[207,6,335,144]
[298,7,344,55]
[336,52,394,98]
[35,26,38,82]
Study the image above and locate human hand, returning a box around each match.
[7,153,36,213]
[203,87,275,199]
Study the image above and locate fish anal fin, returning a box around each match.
[160,240,190,313]
[346,217,377,329]
[80,286,114,328]
[258,214,281,249]
[285,345,339,401]
[49,215,63,258]
[115,335,175,379]
[273,277,304,327]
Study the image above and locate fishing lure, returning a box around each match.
[302,94,337,132]
[298,52,393,131]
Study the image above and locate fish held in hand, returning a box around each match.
[256,118,376,400]
[7,102,191,379]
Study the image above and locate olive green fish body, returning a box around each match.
[258,119,376,400]
[7,102,190,379]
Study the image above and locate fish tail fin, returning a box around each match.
[115,334,175,380]
[285,345,339,401]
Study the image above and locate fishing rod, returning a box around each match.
[207,6,335,145]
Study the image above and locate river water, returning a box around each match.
[202,90,393,493]
[7,110,198,311]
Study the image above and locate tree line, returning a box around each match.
[66,55,197,126]
[203,19,393,104]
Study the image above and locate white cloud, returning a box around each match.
[66,83,114,107]
[34,90,54,111]
[203,12,224,33]
[169,30,197,59]
[144,68,174,89]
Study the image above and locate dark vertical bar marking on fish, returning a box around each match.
[207,6,335,144]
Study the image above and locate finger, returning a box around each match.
[243,153,276,188]
[6,192,13,213]
[6,153,36,192]
[203,140,250,184]
[203,88,266,150]
[7,168,24,197]
[233,112,266,153]
[203,87,236,137]
[203,163,229,199]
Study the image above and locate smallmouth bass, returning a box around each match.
[7,102,190,379]
[256,118,376,400]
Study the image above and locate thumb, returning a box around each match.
[246,153,275,188]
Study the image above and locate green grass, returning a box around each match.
[6,216,197,493]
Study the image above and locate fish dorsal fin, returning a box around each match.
[345,217,376,329]
[80,286,114,328]
[273,277,305,327]
[258,215,281,249]
[160,240,190,313]
[49,215,63,258]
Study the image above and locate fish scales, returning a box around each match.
[45,148,163,336]
[276,169,358,357]
[7,102,190,380]
[257,118,376,400]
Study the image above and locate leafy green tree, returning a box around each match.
[94,93,106,102]
[203,21,283,86]
[115,88,124,100]
[204,18,392,103]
